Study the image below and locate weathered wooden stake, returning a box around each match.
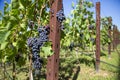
[12,60,16,80]
[108,17,112,57]
[113,25,115,50]
[115,27,120,47]
[46,0,63,80]
[95,2,100,72]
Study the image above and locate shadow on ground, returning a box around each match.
[59,55,94,80]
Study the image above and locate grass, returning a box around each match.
[0,45,120,80]
[59,46,120,80]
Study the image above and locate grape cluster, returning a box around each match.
[56,8,66,23]
[38,26,50,42]
[56,8,66,31]
[27,26,50,70]
[27,38,43,69]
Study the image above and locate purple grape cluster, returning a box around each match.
[56,8,66,31]
[27,26,50,70]
[27,38,43,70]
[56,8,65,23]
[38,26,50,42]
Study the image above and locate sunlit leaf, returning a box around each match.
[41,46,53,57]
[0,30,10,43]
[0,42,8,50]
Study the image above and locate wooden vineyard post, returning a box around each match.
[115,26,118,48]
[116,27,120,47]
[95,2,100,72]
[12,60,16,80]
[108,17,112,57]
[46,0,63,80]
[118,32,120,45]
[113,25,115,50]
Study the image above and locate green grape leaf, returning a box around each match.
[20,22,26,29]
[13,42,17,47]
[9,16,17,21]
[41,46,54,57]
[2,56,8,63]
[19,0,26,10]
[0,29,10,44]
[85,33,90,40]
[0,42,8,50]
[6,22,12,30]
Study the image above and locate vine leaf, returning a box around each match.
[0,42,8,50]
[41,46,53,57]
[6,22,12,30]
[9,16,17,21]
[2,56,8,63]
[0,29,10,44]
[19,0,26,10]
